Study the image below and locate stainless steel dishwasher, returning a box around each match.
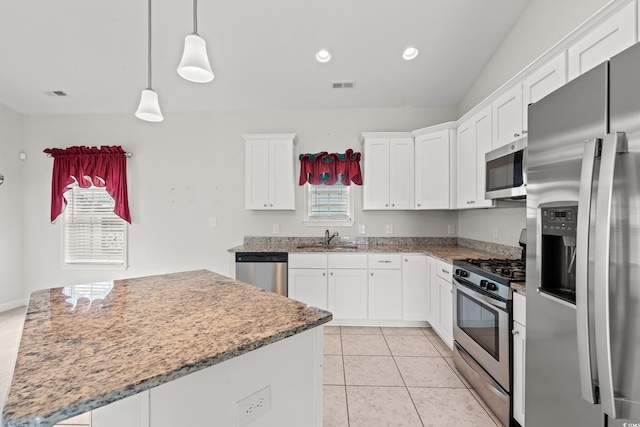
[235,252,288,296]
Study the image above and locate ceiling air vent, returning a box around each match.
[331,81,355,89]
[44,90,68,97]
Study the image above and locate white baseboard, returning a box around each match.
[0,298,27,313]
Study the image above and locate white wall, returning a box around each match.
[0,104,24,310]
[20,107,458,297]
[458,205,526,248]
[458,0,611,116]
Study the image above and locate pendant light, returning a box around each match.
[135,0,164,122]
[177,0,214,83]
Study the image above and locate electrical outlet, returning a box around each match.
[386,224,393,234]
[273,224,280,234]
[209,217,217,227]
[359,224,366,234]
[448,224,455,234]
[492,227,499,240]
[237,386,271,426]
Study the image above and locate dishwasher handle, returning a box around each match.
[235,252,288,263]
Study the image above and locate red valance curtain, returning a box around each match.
[299,149,362,186]
[43,146,131,223]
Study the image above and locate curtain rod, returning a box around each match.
[46,152,133,158]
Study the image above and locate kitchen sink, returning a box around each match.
[295,244,360,251]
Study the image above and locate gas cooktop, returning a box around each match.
[453,258,526,300]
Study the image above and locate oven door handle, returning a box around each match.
[453,279,508,311]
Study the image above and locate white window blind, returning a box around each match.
[306,183,352,221]
[63,184,127,266]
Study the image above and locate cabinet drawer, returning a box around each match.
[368,254,401,269]
[328,253,368,269]
[436,260,453,282]
[288,253,328,269]
[513,292,526,326]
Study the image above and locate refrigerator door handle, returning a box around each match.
[594,131,628,419]
[576,137,599,404]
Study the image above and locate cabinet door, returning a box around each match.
[474,107,495,208]
[492,84,523,149]
[389,137,415,210]
[328,269,368,320]
[513,320,526,426]
[438,276,454,348]
[269,139,295,210]
[288,269,328,310]
[456,121,476,208]
[402,255,429,321]
[427,257,439,329]
[363,138,390,209]
[522,52,567,134]
[245,139,270,209]
[368,269,403,320]
[415,130,451,209]
[568,2,636,81]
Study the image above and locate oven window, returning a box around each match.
[457,292,500,360]
[486,150,524,191]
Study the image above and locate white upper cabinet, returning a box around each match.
[243,133,297,210]
[522,52,567,134]
[362,133,415,210]
[568,1,636,81]
[414,127,455,209]
[492,84,523,149]
[456,106,495,209]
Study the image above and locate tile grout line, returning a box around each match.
[382,329,426,427]
[338,327,351,427]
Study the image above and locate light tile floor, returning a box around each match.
[323,325,504,427]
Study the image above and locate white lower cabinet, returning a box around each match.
[512,292,526,426]
[368,268,403,320]
[427,256,454,348]
[402,254,429,321]
[288,254,328,311]
[327,254,368,320]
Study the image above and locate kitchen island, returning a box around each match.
[2,270,331,427]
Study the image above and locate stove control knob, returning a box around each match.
[457,269,468,278]
[486,282,498,291]
[480,280,488,289]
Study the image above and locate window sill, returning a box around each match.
[304,220,354,227]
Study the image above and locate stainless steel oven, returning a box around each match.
[453,257,522,427]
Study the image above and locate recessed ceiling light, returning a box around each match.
[403,47,419,61]
[316,49,331,63]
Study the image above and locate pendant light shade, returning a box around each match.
[177,34,214,83]
[135,89,164,122]
[177,0,214,83]
[136,0,163,122]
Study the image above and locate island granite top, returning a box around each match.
[2,270,331,427]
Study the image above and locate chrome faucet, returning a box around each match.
[324,230,339,245]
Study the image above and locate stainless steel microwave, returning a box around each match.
[485,138,527,200]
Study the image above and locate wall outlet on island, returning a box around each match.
[237,385,271,426]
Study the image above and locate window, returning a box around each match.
[63,183,127,268]
[304,182,354,226]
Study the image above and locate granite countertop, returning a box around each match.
[228,243,515,264]
[2,270,331,427]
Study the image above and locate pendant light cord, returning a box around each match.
[193,0,198,35]
[147,0,152,89]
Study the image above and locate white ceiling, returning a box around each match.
[0,0,530,116]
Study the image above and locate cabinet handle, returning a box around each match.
[404,259,408,262]
[264,204,267,207]
[466,200,475,205]
[371,273,374,276]
[392,204,395,207]
[514,133,520,138]
[322,273,326,276]
[330,272,333,276]
[270,204,273,207]
[379,260,392,263]
[523,130,528,135]
[442,269,450,274]
[385,204,389,207]
[417,203,421,207]
[512,329,519,335]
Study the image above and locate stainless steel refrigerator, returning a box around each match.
[526,41,640,426]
